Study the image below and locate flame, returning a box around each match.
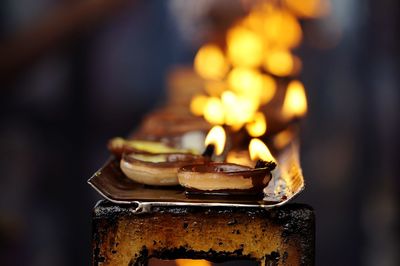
[249,138,276,163]
[260,74,277,104]
[221,90,239,126]
[284,0,331,18]
[190,94,208,116]
[282,80,308,119]
[246,112,267,137]
[194,44,228,80]
[263,10,302,49]
[205,125,226,156]
[264,49,294,77]
[273,129,294,149]
[189,0,325,133]
[227,26,264,68]
[204,97,224,125]
[204,80,226,97]
[227,67,263,95]
[176,259,211,266]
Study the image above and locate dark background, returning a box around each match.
[0,0,399,265]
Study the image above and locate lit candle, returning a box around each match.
[112,138,204,186]
[249,138,277,170]
[177,128,274,197]
[202,125,226,158]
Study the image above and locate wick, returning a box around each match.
[202,144,215,158]
[255,159,277,171]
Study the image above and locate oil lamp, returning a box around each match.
[113,138,204,186]
[178,128,276,197]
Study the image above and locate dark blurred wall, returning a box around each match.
[0,1,191,265]
[0,0,399,266]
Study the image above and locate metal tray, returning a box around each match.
[88,142,304,211]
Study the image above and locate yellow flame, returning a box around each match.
[204,80,226,97]
[227,26,264,68]
[204,97,224,125]
[205,125,226,156]
[176,259,212,266]
[284,0,331,18]
[264,49,294,77]
[190,94,209,116]
[260,74,277,104]
[221,90,238,126]
[227,67,263,95]
[263,10,302,49]
[194,44,228,80]
[249,138,276,163]
[246,112,267,137]
[273,129,294,149]
[282,80,308,119]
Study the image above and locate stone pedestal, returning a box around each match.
[92,200,314,266]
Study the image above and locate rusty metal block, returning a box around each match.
[92,200,314,266]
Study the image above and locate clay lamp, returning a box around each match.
[178,128,277,197]
[120,152,205,186]
[112,138,204,186]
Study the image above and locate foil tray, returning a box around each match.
[88,142,304,212]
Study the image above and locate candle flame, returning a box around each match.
[204,97,224,125]
[246,112,267,137]
[227,26,263,68]
[190,94,208,116]
[284,0,331,18]
[282,80,308,119]
[263,9,302,49]
[273,129,294,149]
[249,138,276,163]
[260,74,277,105]
[194,44,228,80]
[205,125,226,156]
[264,49,294,77]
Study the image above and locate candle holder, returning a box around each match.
[177,162,274,198]
[121,152,204,186]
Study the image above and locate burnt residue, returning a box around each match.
[92,200,315,266]
[141,246,252,264]
[265,251,280,266]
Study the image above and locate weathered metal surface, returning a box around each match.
[92,200,314,266]
[88,142,304,209]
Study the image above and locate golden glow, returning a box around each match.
[264,49,294,77]
[189,0,321,131]
[176,259,212,266]
[205,125,226,156]
[204,97,224,125]
[284,0,331,18]
[273,129,294,149]
[246,112,267,137]
[204,80,226,97]
[263,10,302,48]
[226,150,254,167]
[260,74,277,104]
[282,80,308,119]
[227,67,263,94]
[194,44,228,80]
[227,26,263,68]
[221,90,239,126]
[249,138,276,163]
[190,94,208,116]
[221,91,256,128]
